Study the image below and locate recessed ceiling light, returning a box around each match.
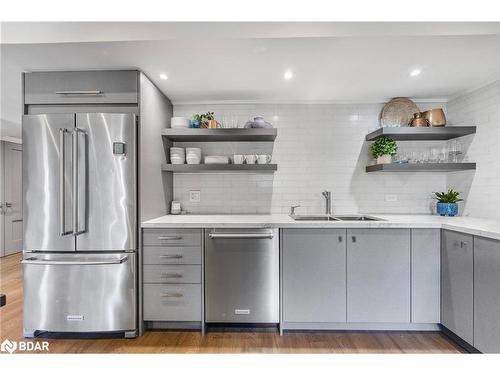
[284,71,293,80]
[410,69,421,77]
[160,73,168,80]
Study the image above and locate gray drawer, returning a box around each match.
[143,229,201,247]
[24,70,138,104]
[143,284,201,321]
[143,265,201,284]
[143,247,201,265]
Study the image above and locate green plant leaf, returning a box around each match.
[370,136,398,158]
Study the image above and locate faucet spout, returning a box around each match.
[322,191,332,215]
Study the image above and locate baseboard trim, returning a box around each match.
[281,322,440,331]
[440,325,481,353]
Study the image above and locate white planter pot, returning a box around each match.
[377,154,392,164]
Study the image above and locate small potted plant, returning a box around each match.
[192,113,202,128]
[198,112,217,128]
[433,189,462,216]
[371,136,398,164]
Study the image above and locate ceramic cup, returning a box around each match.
[244,154,257,164]
[257,154,272,164]
[233,154,245,164]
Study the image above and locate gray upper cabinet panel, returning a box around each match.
[24,71,138,104]
[474,236,500,353]
[441,230,474,345]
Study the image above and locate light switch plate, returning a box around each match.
[385,194,398,202]
[189,190,201,202]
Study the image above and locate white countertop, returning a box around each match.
[142,214,500,241]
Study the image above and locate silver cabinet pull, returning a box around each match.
[160,292,183,298]
[351,236,356,243]
[160,273,183,278]
[460,241,468,248]
[209,232,274,239]
[158,236,183,240]
[22,256,128,266]
[59,128,72,236]
[338,236,343,243]
[159,255,183,259]
[5,202,13,208]
[56,90,102,95]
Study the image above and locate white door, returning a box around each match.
[3,142,23,256]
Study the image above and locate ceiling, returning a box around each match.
[1,22,500,137]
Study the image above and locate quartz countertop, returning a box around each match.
[142,214,500,241]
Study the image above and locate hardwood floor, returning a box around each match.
[0,253,464,354]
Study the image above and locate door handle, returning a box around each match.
[56,90,102,96]
[21,256,128,265]
[59,128,72,236]
[209,232,274,239]
[72,128,87,236]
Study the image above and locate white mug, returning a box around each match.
[233,154,245,164]
[244,154,257,164]
[257,154,272,164]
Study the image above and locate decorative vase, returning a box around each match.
[437,202,458,216]
[377,154,392,164]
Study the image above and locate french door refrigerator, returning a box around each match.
[22,113,137,338]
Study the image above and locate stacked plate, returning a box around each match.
[186,148,202,164]
[170,147,185,164]
[171,117,191,128]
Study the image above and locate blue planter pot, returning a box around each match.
[437,202,458,217]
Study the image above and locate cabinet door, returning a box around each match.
[441,230,473,345]
[347,229,410,323]
[474,236,500,353]
[411,229,441,323]
[282,228,347,323]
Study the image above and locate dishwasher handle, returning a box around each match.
[208,231,274,239]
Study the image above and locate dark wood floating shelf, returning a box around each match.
[365,126,476,141]
[162,163,278,173]
[366,163,476,173]
[162,128,278,142]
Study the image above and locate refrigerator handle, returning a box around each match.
[59,128,71,236]
[72,128,87,236]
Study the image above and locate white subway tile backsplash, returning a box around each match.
[172,102,452,214]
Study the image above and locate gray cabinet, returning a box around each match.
[441,230,473,345]
[411,229,441,323]
[24,70,138,104]
[282,229,346,323]
[347,229,410,323]
[474,236,500,353]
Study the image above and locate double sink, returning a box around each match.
[290,214,383,221]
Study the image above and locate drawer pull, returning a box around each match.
[158,236,183,240]
[159,255,183,259]
[351,236,356,243]
[160,273,183,278]
[160,292,184,298]
[55,90,102,95]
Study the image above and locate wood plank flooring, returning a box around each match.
[0,253,464,353]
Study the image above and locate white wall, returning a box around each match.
[446,80,500,220]
[172,102,448,214]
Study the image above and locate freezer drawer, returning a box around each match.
[143,284,201,321]
[205,228,279,323]
[23,253,136,334]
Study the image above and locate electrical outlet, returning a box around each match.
[385,194,398,202]
[189,190,201,202]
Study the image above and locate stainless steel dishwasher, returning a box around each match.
[205,228,279,323]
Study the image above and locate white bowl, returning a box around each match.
[171,117,190,128]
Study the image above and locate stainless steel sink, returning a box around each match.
[290,214,383,221]
[290,215,340,221]
[334,215,383,221]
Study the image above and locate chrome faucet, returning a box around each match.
[290,204,301,216]
[322,190,332,215]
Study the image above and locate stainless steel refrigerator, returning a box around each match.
[22,113,137,338]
